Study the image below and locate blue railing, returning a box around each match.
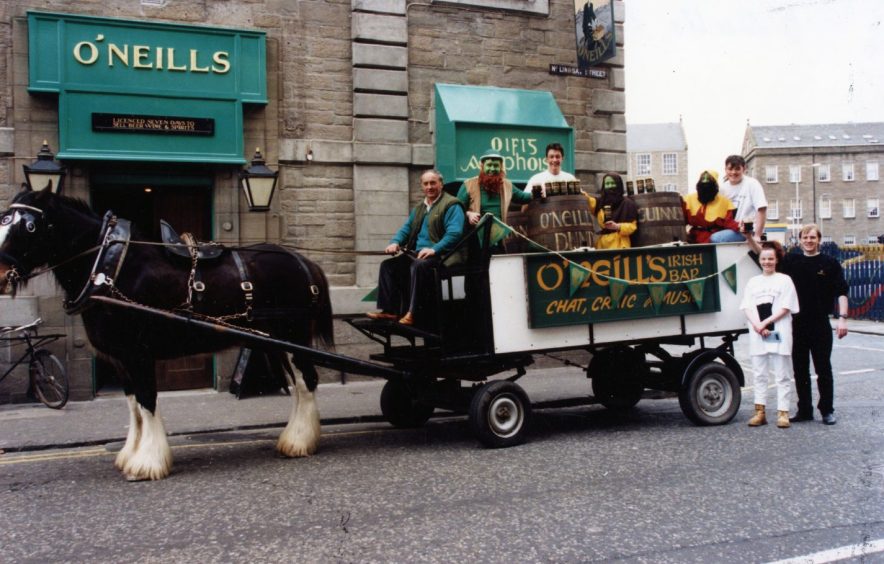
[805,243,884,322]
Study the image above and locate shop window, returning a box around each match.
[765,166,778,183]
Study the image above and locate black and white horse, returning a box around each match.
[0,187,333,480]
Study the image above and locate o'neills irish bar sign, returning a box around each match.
[27,11,266,163]
[525,246,720,328]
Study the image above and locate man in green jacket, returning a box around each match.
[367,169,466,326]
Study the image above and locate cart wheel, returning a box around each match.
[380,379,435,428]
[30,350,68,409]
[469,380,531,448]
[678,362,740,426]
[589,348,644,410]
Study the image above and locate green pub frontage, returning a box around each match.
[1,1,629,402]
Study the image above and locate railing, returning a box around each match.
[805,243,884,322]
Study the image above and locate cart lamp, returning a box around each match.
[239,148,278,212]
[23,140,66,194]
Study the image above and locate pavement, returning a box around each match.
[1,318,881,454]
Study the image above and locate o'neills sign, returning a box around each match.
[27,11,266,163]
[525,246,720,328]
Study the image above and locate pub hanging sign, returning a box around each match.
[92,113,215,136]
[574,0,616,68]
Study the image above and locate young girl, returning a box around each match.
[740,241,800,428]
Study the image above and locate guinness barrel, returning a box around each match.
[631,192,687,247]
[526,195,596,252]
[502,208,530,253]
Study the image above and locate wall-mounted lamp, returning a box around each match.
[239,147,278,212]
[23,140,66,194]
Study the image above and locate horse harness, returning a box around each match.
[65,211,132,314]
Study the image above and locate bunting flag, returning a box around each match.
[569,263,591,297]
[488,221,513,247]
[685,279,706,310]
[721,264,738,294]
[647,283,668,314]
[361,286,378,302]
[608,277,629,308]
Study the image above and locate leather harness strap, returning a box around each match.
[230,250,254,320]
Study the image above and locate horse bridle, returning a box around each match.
[0,203,49,284]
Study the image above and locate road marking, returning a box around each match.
[767,538,884,563]
[0,428,387,466]
[835,344,884,353]
[839,368,877,375]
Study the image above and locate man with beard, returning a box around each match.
[367,169,466,326]
[682,169,740,244]
[457,149,533,228]
[581,172,637,249]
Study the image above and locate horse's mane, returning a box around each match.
[12,190,98,219]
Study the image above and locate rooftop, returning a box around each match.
[627,122,687,152]
[747,122,884,149]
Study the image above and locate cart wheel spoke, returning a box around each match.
[30,350,68,409]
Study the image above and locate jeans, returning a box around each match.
[709,229,746,243]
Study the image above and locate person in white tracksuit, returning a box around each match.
[740,241,800,428]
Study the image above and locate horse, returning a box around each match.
[0,186,333,480]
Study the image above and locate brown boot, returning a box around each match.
[748,404,767,426]
[777,410,791,428]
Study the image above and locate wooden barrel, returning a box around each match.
[525,195,596,252]
[631,192,687,247]
[502,208,530,253]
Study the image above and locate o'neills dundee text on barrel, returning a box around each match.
[630,192,687,247]
[526,193,597,252]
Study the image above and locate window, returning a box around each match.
[843,235,856,246]
[662,183,678,192]
[867,162,879,181]
[868,198,880,218]
[819,196,832,219]
[868,236,880,244]
[843,163,855,181]
[817,164,830,182]
[789,165,801,183]
[789,198,803,221]
[662,153,678,175]
[822,236,834,244]
[843,198,856,218]
[765,166,778,183]
[636,154,651,175]
[767,200,779,220]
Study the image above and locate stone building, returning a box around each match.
[743,123,884,245]
[0,0,627,400]
[625,121,688,194]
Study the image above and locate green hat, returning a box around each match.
[479,149,504,162]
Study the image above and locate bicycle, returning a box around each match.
[0,318,68,409]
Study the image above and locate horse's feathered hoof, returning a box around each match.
[121,460,171,481]
[276,439,318,458]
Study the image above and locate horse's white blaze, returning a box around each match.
[122,405,172,481]
[0,224,9,248]
[114,395,142,471]
[277,369,320,457]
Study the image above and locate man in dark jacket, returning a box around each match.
[367,169,465,326]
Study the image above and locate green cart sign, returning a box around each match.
[525,246,721,328]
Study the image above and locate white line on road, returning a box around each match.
[767,538,884,564]
[835,344,884,353]
[839,368,877,375]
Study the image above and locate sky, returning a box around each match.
[624,0,884,185]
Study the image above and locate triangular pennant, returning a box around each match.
[361,286,378,302]
[569,263,591,297]
[685,279,706,310]
[721,264,738,294]
[647,283,668,314]
[608,278,629,308]
[489,221,513,247]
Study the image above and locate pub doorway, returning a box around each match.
[90,172,215,392]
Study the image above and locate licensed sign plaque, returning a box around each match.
[525,246,721,328]
[92,113,215,136]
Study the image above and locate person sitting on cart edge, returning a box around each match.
[581,172,638,249]
[367,169,466,326]
[457,149,534,230]
[682,169,740,244]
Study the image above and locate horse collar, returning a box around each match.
[64,215,132,314]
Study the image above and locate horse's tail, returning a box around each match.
[309,260,335,350]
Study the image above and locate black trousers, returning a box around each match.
[792,317,835,416]
[376,254,439,320]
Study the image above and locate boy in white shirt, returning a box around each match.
[714,155,767,243]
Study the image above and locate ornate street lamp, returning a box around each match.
[23,140,66,194]
[239,147,278,212]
